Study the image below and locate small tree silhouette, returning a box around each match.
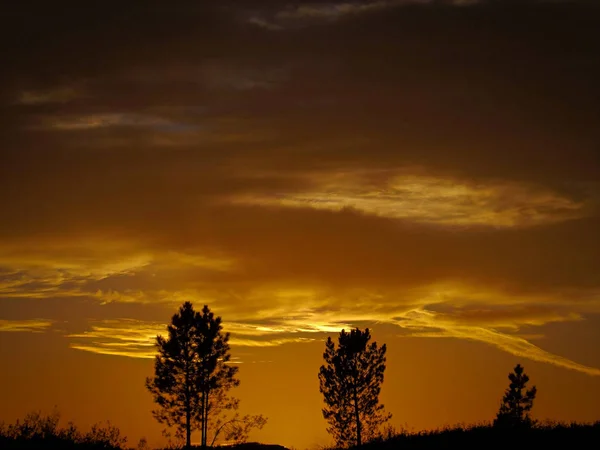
[494,363,537,428]
[319,328,391,447]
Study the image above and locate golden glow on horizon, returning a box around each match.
[11,282,589,378]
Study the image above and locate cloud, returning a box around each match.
[228,337,316,347]
[276,1,404,21]
[432,305,583,329]
[395,309,600,376]
[200,62,287,91]
[0,246,155,301]
[68,317,324,359]
[230,170,589,228]
[0,319,53,333]
[16,86,82,105]
[68,319,161,359]
[61,290,600,376]
[246,0,490,29]
[1,0,599,380]
[243,1,597,33]
[33,113,196,132]
[3,270,599,374]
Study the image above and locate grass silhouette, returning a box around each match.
[361,421,600,450]
[2,411,599,450]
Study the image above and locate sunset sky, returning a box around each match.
[1,0,600,448]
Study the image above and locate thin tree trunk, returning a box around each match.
[186,377,191,449]
[353,385,362,446]
[200,391,206,449]
[186,408,191,449]
[203,391,209,449]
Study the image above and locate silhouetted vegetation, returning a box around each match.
[319,328,391,447]
[494,363,537,429]
[146,303,266,450]
[159,444,288,450]
[0,410,127,449]
[358,421,600,450]
[4,319,597,450]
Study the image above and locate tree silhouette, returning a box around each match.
[319,328,391,447]
[146,303,240,449]
[494,363,537,428]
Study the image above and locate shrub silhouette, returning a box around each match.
[0,410,126,449]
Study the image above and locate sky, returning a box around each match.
[1,0,600,448]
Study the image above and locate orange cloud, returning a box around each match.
[0,319,53,333]
[396,309,600,376]
[231,171,587,228]
[56,282,600,377]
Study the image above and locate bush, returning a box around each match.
[0,410,127,449]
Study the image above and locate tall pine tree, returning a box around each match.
[319,328,391,447]
[146,303,239,449]
[494,363,537,428]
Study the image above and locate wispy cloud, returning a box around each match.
[246,0,484,29]
[0,246,237,302]
[16,86,82,105]
[34,113,196,132]
[68,317,326,359]
[434,305,583,330]
[0,249,153,300]
[231,171,588,228]
[396,309,600,376]
[276,1,403,21]
[68,319,161,359]
[228,337,316,347]
[0,319,53,333]
[62,282,600,375]
[200,62,286,91]
[3,275,597,375]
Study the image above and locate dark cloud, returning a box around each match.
[1,0,599,373]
